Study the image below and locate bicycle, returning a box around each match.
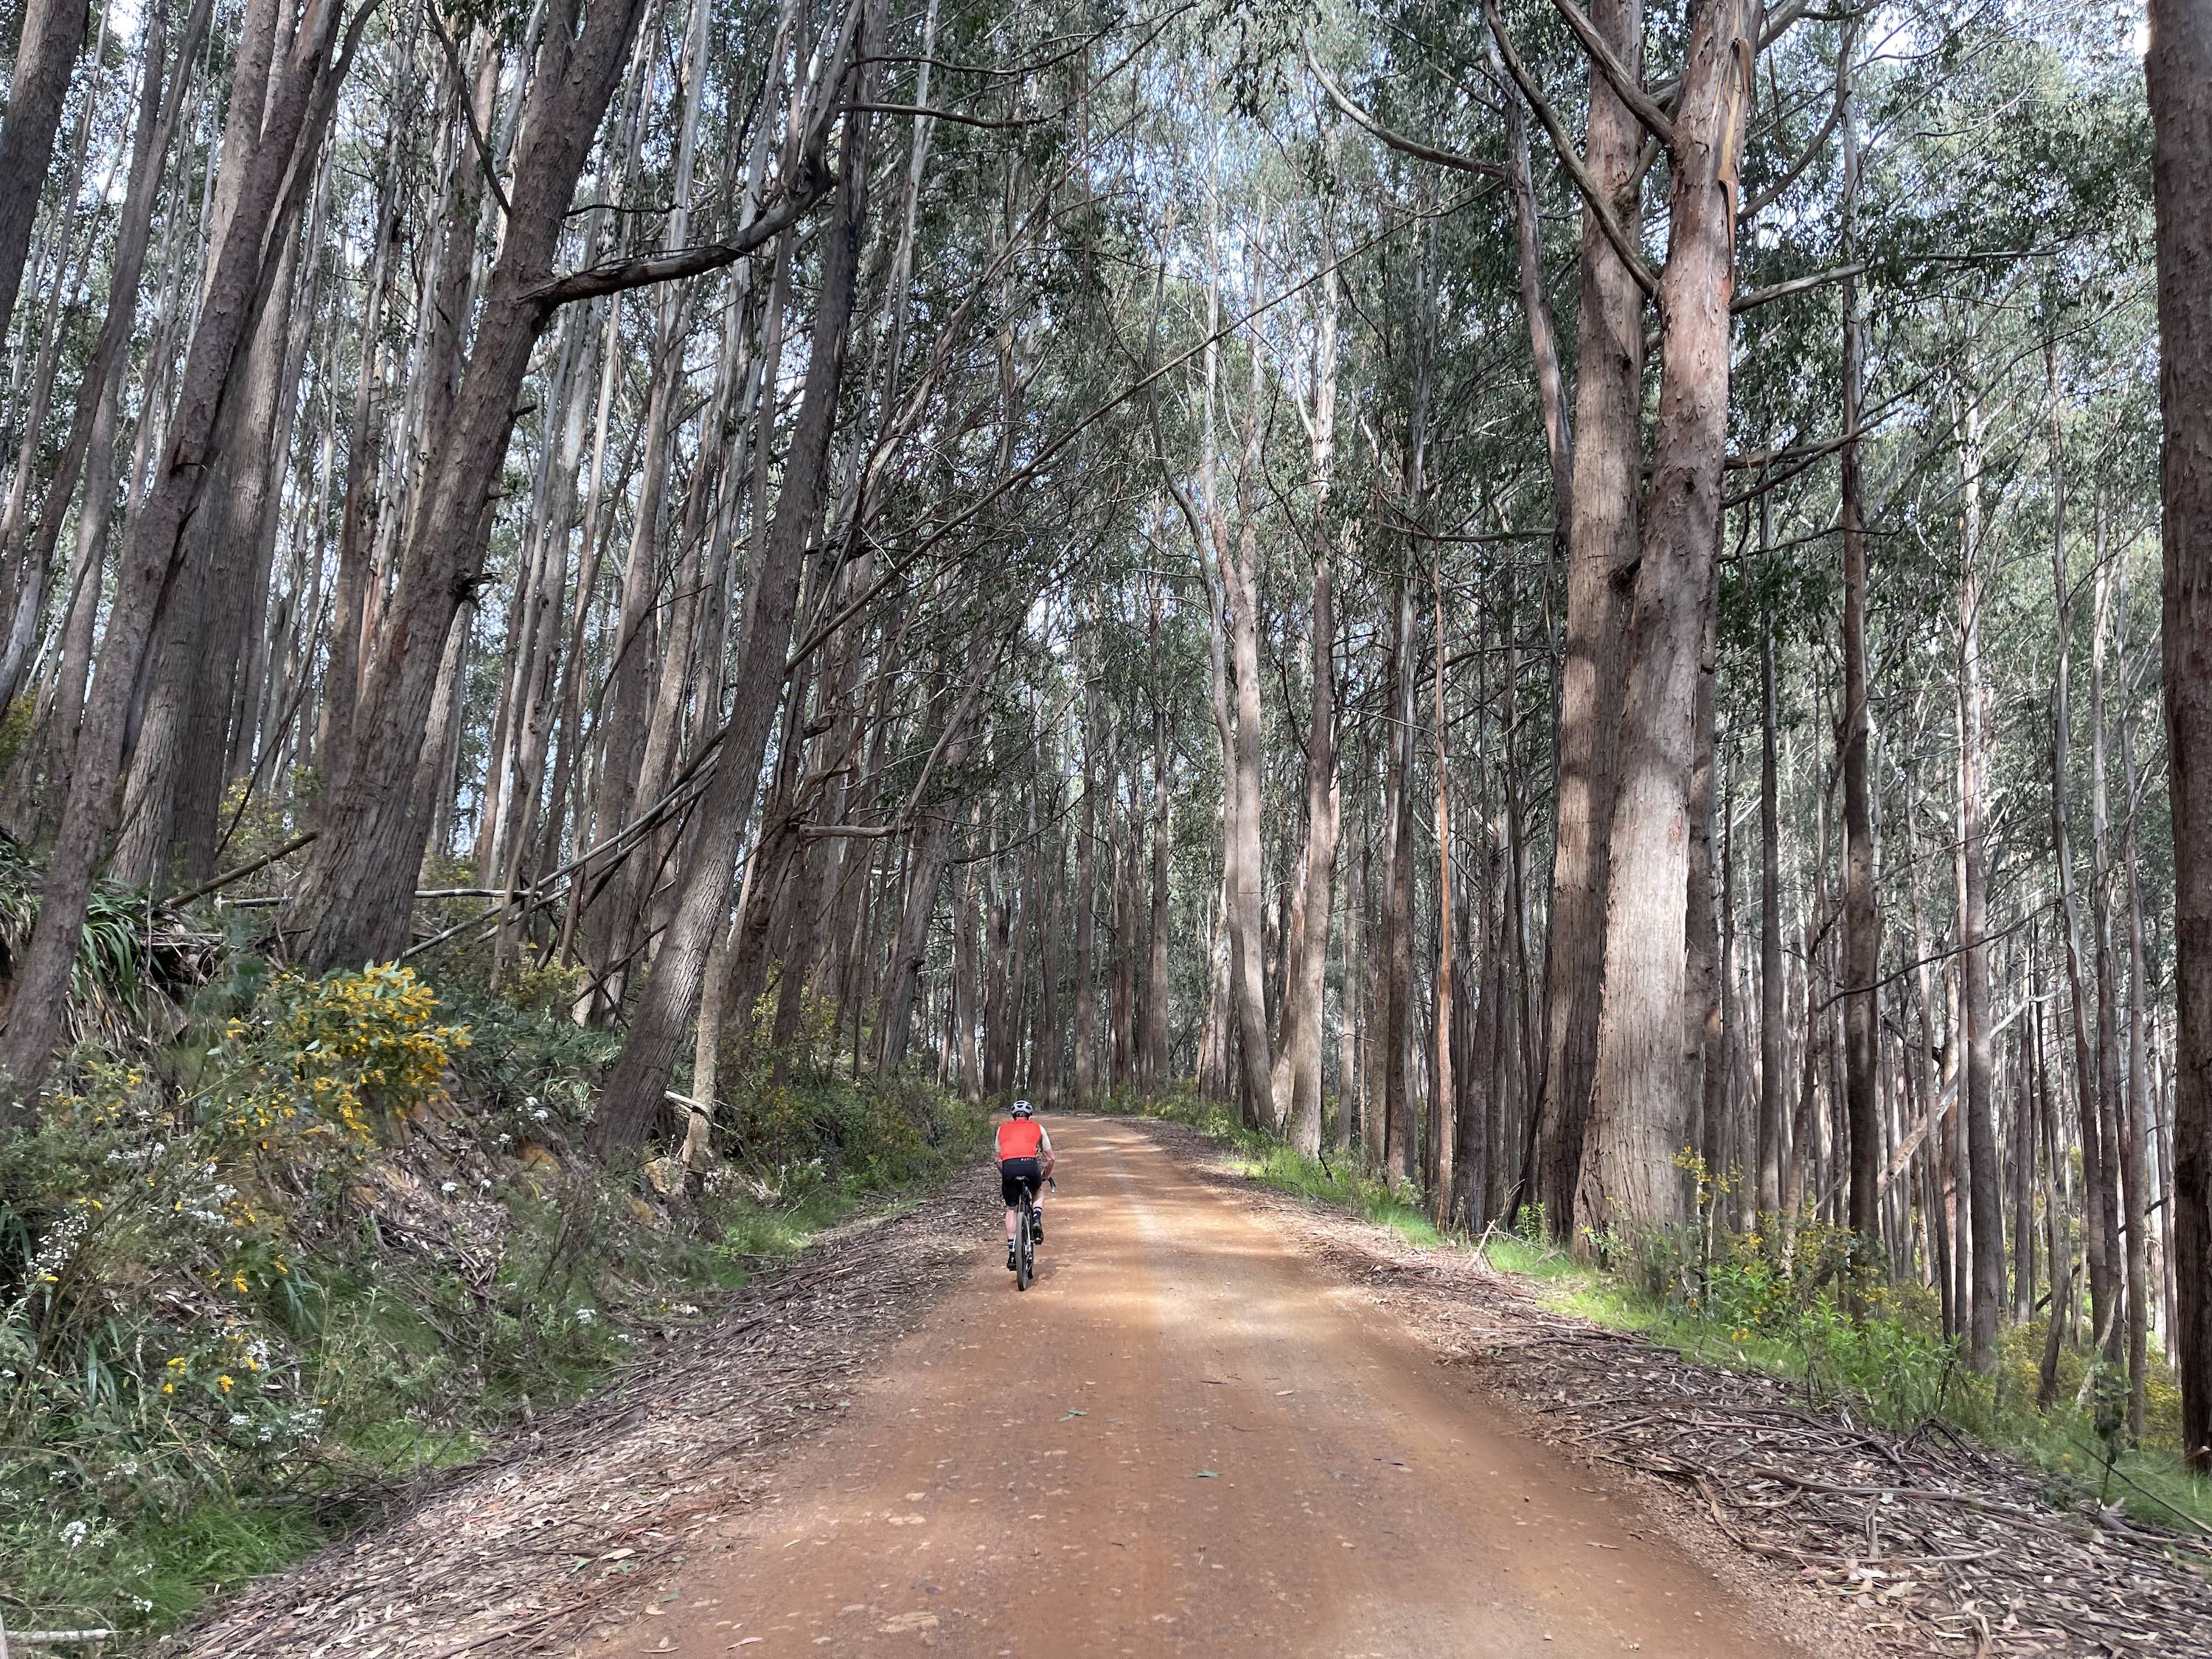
[1012,1176,1054,1292]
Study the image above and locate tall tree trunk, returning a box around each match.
[2146,0,2212,1464]
[1197,841,1232,1102]
[1577,0,1756,1243]
[315,127,406,776]
[1112,808,1137,1088]
[1429,546,1455,1220]
[1907,818,1952,1334]
[2089,512,2135,1379]
[1837,74,1881,1245]
[1503,57,1572,507]
[582,326,684,989]
[116,204,306,889]
[289,0,821,971]
[1225,368,1275,1127]
[0,0,93,356]
[1282,283,1340,1155]
[1338,814,1361,1152]
[0,0,209,720]
[1453,829,1491,1230]
[1528,0,1644,1241]
[1956,389,2003,1373]
[1074,642,1100,1099]
[2046,345,2120,1353]
[1759,501,1785,1219]
[877,669,989,1072]
[1146,695,1172,1088]
[299,0,668,969]
[1686,546,1721,1241]
[1708,742,1735,1214]
[1382,569,1416,1186]
[1786,777,1830,1229]
[2123,710,2154,1437]
[954,818,983,1100]
[1037,817,1065,1104]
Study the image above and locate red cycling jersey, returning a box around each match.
[996,1118,1045,1161]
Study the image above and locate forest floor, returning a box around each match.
[174,1117,2212,1659]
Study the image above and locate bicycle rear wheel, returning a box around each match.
[1015,1193,1034,1291]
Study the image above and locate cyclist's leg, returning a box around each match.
[1000,1164,1029,1264]
[1000,1161,1040,1238]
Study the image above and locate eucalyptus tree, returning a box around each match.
[2147,0,2212,1471]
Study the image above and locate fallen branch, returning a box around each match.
[167,830,319,906]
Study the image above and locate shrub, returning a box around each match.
[1,946,993,1643]
[222,963,472,1141]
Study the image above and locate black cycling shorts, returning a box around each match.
[1000,1157,1043,1206]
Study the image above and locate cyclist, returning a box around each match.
[995,1099,1055,1270]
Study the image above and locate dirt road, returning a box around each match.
[587,1118,1805,1658]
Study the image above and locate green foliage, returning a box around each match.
[0,695,33,773]
[434,966,621,1149]
[1,961,987,1646]
[1528,1228,2212,1533]
[1245,1143,1444,1248]
[0,838,229,1048]
[698,979,987,1197]
[1087,1081,1255,1146]
[224,963,473,1141]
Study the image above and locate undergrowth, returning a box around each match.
[1091,1083,2212,1537]
[1,954,987,1647]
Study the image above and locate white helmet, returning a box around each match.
[1010,1099,1034,1118]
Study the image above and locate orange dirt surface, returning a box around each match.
[584,1117,1809,1658]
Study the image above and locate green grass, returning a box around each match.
[4,1071,991,1649]
[85,1502,333,1635]
[714,1175,905,1262]
[1242,1144,1446,1246]
[3,1176,963,1644]
[1092,1085,2212,1539]
[1512,1248,2212,1537]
